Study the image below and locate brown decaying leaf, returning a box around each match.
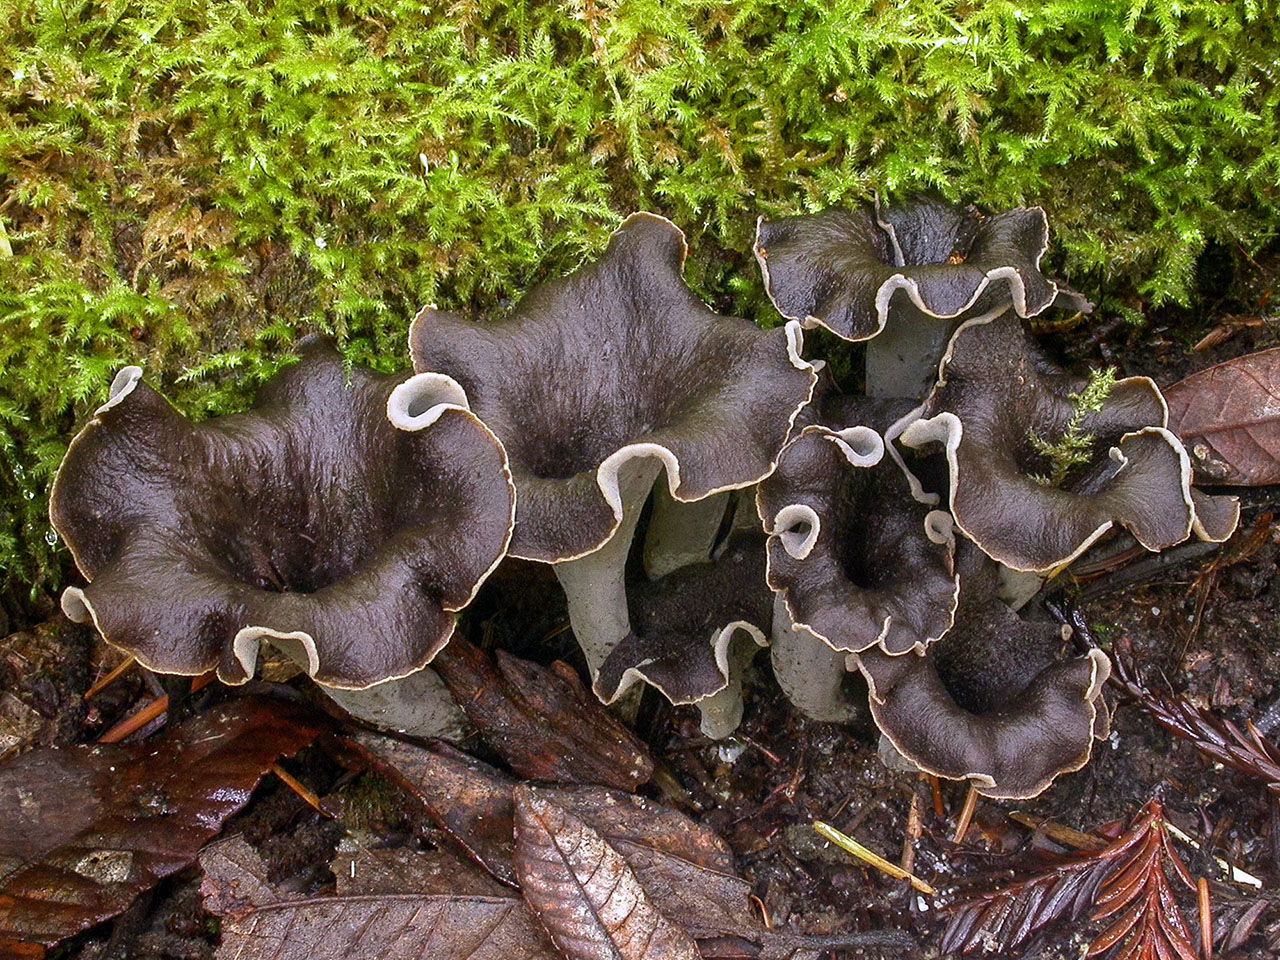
[330,843,510,899]
[942,799,1200,959]
[0,696,322,952]
[512,785,701,960]
[1164,345,1280,485]
[432,639,653,790]
[541,787,758,940]
[335,730,521,885]
[335,731,757,937]
[202,836,558,960]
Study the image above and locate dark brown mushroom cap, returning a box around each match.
[50,339,515,689]
[757,425,958,656]
[899,314,1197,572]
[854,551,1110,799]
[593,533,770,706]
[754,196,1062,342]
[410,212,817,563]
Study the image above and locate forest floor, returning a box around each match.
[2,293,1278,960]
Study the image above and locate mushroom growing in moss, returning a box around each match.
[896,313,1238,572]
[755,195,1089,399]
[852,547,1111,799]
[409,212,817,682]
[52,338,515,736]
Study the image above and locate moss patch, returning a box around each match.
[2,0,1277,596]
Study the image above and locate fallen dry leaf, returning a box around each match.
[432,639,652,790]
[1164,346,1280,485]
[513,785,701,960]
[202,836,557,960]
[338,731,757,936]
[540,785,759,940]
[0,696,322,953]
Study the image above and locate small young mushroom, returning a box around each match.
[754,195,1089,399]
[852,548,1111,799]
[757,423,959,659]
[896,313,1238,572]
[52,338,515,736]
[410,212,817,681]
[593,530,771,739]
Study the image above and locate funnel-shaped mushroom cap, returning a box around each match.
[855,551,1110,799]
[898,314,1200,572]
[593,533,770,711]
[757,424,958,656]
[754,195,1065,342]
[410,212,817,563]
[51,339,515,689]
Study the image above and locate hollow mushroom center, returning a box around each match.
[929,618,1067,715]
[177,437,441,595]
[497,336,739,480]
[830,479,906,591]
[1000,407,1124,493]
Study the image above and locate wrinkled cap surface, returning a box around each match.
[593,533,770,707]
[410,212,817,562]
[754,195,1065,341]
[757,424,958,656]
[899,313,1199,572]
[51,339,515,689]
[855,550,1110,799]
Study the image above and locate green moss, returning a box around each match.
[1,0,1277,596]
[1029,366,1118,488]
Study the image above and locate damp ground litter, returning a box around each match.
[3,270,1280,960]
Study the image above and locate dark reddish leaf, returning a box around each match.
[1112,640,1280,794]
[512,785,700,960]
[433,639,652,790]
[1087,801,1198,960]
[0,696,321,950]
[1164,346,1280,485]
[202,837,557,960]
[941,855,1113,955]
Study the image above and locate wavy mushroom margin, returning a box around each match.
[52,341,516,697]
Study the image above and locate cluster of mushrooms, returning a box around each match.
[51,200,1240,800]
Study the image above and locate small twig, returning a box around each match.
[738,733,782,765]
[98,672,215,743]
[1069,540,1223,602]
[1163,820,1262,889]
[84,655,138,700]
[813,821,937,896]
[953,785,979,845]
[1009,811,1108,852]
[924,772,944,819]
[901,789,923,882]
[271,762,326,815]
[748,893,771,930]
[1197,876,1212,960]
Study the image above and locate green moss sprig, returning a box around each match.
[1029,367,1118,488]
